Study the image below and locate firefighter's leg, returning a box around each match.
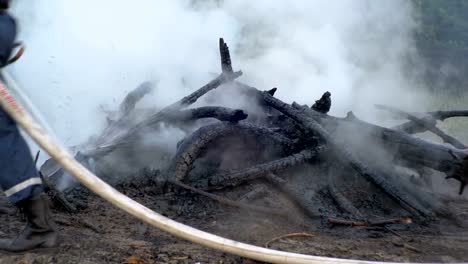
[0,107,58,252]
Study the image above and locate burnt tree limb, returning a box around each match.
[167,106,248,124]
[392,116,438,134]
[289,100,468,195]
[170,180,290,218]
[120,81,154,116]
[168,122,296,182]
[219,38,233,74]
[376,104,466,149]
[265,173,321,219]
[328,217,412,227]
[258,91,433,217]
[77,37,243,159]
[80,67,242,158]
[327,173,365,219]
[394,110,468,134]
[206,148,323,190]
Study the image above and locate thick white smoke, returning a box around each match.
[8,0,426,150]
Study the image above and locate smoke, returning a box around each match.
[6,1,428,162]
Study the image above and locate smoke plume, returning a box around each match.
[8,0,427,159]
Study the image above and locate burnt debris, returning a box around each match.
[41,38,468,228]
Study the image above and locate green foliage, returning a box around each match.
[414,0,468,50]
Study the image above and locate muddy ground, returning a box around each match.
[1,162,468,264]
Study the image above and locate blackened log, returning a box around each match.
[311,91,331,114]
[327,174,364,219]
[219,38,233,74]
[233,81,468,194]
[376,104,466,149]
[394,110,468,134]
[168,122,296,182]
[170,180,289,218]
[265,173,320,219]
[207,148,323,190]
[392,116,437,134]
[328,217,412,227]
[120,81,154,116]
[418,110,468,121]
[163,72,242,113]
[290,100,468,195]
[239,186,269,202]
[259,91,432,217]
[77,37,243,159]
[169,107,248,123]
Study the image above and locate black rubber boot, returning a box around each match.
[0,195,58,253]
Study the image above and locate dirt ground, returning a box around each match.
[1,164,468,264]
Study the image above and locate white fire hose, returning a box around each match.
[0,71,448,264]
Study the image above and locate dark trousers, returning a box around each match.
[0,106,43,204]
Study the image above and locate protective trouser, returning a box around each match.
[0,106,43,204]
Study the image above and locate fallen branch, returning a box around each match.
[327,217,412,227]
[169,122,295,182]
[376,104,466,149]
[265,173,320,219]
[327,173,364,219]
[287,95,468,195]
[258,91,432,217]
[170,180,289,218]
[207,148,323,190]
[168,106,248,124]
[393,110,468,134]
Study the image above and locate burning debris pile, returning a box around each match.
[41,38,468,229]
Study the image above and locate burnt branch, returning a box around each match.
[392,116,437,134]
[259,91,432,217]
[219,38,233,75]
[170,106,248,123]
[80,73,243,158]
[170,180,289,218]
[376,104,466,149]
[207,148,323,190]
[419,110,468,121]
[291,99,468,196]
[393,110,468,134]
[328,217,412,227]
[266,173,320,219]
[327,174,364,219]
[168,122,296,182]
[120,81,154,116]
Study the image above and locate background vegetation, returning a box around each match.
[414,0,468,93]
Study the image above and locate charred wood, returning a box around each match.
[393,110,468,134]
[120,81,154,116]
[76,37,243,159]
[327,174,365,219]
[219,38,233,75]
[376,104,466,149]
[207,148,323,190]
[328,217,412,227]
[311,91,331,114]
[392,116,437,134]
[239,186,269,202]
[426,110,468,120]
[265,173,320,219]
[170,180,290,218]
[169,106,248,124]
[168,122,296,182]
[40,171,77,213]
[289,99,468,195]
[259,91,433,217]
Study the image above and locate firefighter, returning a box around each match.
[0,0,58,252]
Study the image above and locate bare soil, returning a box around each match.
[1,164,468,264]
